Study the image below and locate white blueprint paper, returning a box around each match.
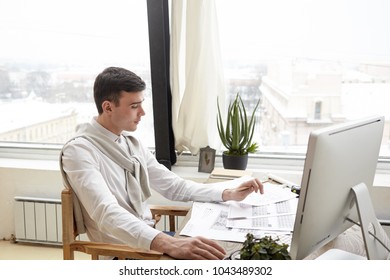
[228,197,299,219]
[179,202,264,242]
[226,213,296,231]
[239,182,298,206]
[179,201,293,243]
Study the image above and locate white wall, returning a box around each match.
[0,160,63,239]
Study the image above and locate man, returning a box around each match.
[60,66,263,260]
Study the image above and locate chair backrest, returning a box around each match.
[61,188,78,260]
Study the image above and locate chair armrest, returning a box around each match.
[71,241,163,260]
[149,205,190,232]
[149,205,190,217]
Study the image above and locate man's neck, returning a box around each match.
[96,115,121,136]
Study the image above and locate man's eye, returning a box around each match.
[131,104,139,109]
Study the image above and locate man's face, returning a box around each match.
[109,91,145,133]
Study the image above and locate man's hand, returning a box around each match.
[150,233,226,260]
[222,177,264,201]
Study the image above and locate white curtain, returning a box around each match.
[170,0,225,155]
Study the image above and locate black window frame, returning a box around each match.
[147,0,176,169]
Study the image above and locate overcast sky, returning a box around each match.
[217,0,390,62]
[1,0,389,65]
[0,0,150,66]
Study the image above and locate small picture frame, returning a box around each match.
[198,146,216,173]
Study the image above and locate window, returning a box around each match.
[216,0,390,156]
[0,0,155,148]
[1,0,390,160]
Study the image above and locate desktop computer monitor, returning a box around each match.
[289,115,385,260]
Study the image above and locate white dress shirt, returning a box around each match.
[61,118,226,250]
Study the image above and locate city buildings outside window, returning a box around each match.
[0,0,155,147]
[217,0,390,156]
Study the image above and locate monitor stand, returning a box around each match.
[317,183,390,260]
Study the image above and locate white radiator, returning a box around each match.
[14,196,62,245]
[13,196,184,245]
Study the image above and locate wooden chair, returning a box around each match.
[61,188,190,260]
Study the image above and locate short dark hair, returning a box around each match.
[93,67,146,114]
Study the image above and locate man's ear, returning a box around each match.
[102,101,112,113]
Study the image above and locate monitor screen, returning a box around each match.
[289,115,385,260]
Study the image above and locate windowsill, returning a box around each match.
[0,157,60,171]
[1,154,389,189]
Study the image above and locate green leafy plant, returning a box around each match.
[217,93,260,156]
[239,233,291,260]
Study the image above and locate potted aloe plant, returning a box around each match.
[217,92,260,170]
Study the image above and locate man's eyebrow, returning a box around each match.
[130,98,145,105]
